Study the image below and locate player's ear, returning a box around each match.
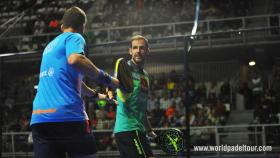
[129,48,133,55]
[60,24,64,32]
[146,48,150,55]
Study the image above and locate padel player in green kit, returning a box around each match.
[114,35,157,158]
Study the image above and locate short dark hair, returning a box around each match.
[129,35,149,48]
[62,6,87,30]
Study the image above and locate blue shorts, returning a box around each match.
[31,121,97,158]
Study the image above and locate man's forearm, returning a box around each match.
[145,114,153,132]
[68,53,119,88]
[68,54,100,79]
[82,82,98,97]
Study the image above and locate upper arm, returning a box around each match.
[68,53,84,65]
[66,33,85,58]
[144,70,150,89]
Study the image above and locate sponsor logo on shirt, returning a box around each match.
[40,67,55,78]
[43,38,59,55]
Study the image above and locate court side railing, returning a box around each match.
[0,14,280,55]
[1,25,280,62]
[2,124,280,158]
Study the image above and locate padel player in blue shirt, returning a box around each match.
[30,6,119,158]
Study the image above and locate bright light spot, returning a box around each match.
[249,61,256,66]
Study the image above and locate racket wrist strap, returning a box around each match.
[92,89,99,98]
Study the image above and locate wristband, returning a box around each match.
[96,70,112,86]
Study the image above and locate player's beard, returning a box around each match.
[132,56,144,66]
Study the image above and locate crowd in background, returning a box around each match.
[0,0,269,53]
[1,0,280,54]
[1,69,232,132]
[1,68,232,150]
[2,0,280,152]
[0,0,252,35]
[2,64,280,151]
[244,67,280,146]
[0,0,91,34]
[95,0,250,28]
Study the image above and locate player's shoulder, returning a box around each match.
[143,69,149,76]
[69,32,84,39]
[63,32,85,41]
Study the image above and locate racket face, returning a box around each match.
[156,128,185,155]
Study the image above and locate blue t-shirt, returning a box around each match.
[31,32,87,125]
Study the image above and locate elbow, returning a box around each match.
[68,54,82,65]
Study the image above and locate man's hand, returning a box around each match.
[98,93,118,105]
[97,93,107,99]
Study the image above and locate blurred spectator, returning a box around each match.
[158,73,167,89]
[186,77,196,105]
[107,105,115,118]
[34,18,46,35]
[166,78,176,95]
[48,18,59,32]
[207,81,219,99]
[248,116,261,145]
[171,90,182,106]
[239,81,253,109]
[8,119,22,132]
[147,92,158,113]
[255,99,272,124]
[159,93,171,110]
[196,82,207,101]
[165,102,176,119]
[250,71,263,108]
[214,99,226,125]
[150,104,165,127]
[169,69,179,83]
[96,107,108,129]
[220,79,230,99]
[0,42,18,54]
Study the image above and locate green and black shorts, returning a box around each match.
[115,130,153,158]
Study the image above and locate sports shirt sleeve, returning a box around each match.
[66,33,86,58]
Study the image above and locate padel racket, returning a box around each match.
[154,128,185,155]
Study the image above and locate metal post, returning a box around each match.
[184,36,191,158]
[173,24,177,49]
[0,57,2,102]
[107,29,111,42]
[11,133,15,158]
[267,15,271,35]
[47,34,50,44]
[207,20,211,47]
[254,127,258,145]
[0,57,2,157]
[215,127,220,156]
[139,26,143,35]
[172,23,176,35]
[261,126,266,155]
[242,17,246,44]
[230,81,233,105]
[279,15,280,28]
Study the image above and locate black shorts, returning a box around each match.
[31,121,97,158]
[115,130,153,158]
